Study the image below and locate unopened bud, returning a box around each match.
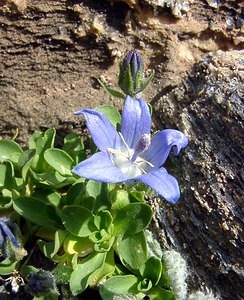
[0,217,22,260]
[27,269,57,297]
[118,50,144,97]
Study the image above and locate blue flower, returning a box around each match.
[0,217,20,258]
[72,96,188,203]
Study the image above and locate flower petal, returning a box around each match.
[0,218,20,248]
[136,168,180,203]
[72,152,129,183]
[74,109,122,152]
[142,129,188,167]
[120,96,151,148]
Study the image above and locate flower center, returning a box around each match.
[107,134,154,178]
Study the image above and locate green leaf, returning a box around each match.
[97,78,125,99]
[0,161,16,190]
[95,105,121,128]
[0,195,12,209]
[118,64,133,96]
[36,226,56,241]
[13,197,61,227]
[116,232,147,274]
[159,258,172,287]
[29,128,56,153]
[0,164,7,187]
[0,140,23,164]
[63,234,94,256]
[89,249,115,286]
[29,129,56,172]
[32,190,61,207]
[113,203,153,235]
[28,131,43,150]
[94,210,113,231]
[140,256,162,286]
[63,180,95,211]
[0,258,19,275]
[135,67,144,93]
[20,265,38,278]
[18,149,36,181]
[141,70,155,92]
[111,189,130,211]
[62,132,85,164]
[99,275,138,300]
[52,265,73,284]
[137,278,153,293]
[1,189,12,198]
[129,189,145,203]
[63,181,85,205]
[18,148,36,168]
[38,230,67,259]
[70,252,106,295]
[86,180,103,199]
[61,205,96,237]
[44,148,74,176]
[44,128,56,147]
[86,181,111,212]
[63,132,84,151]
[92,235,115,253]
[149,286,175,300]
[32,170,75,189]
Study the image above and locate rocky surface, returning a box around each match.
[0,0,243,299]
[0,0,242,145]
[151,50,244,299]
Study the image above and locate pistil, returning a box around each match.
[131,134,151,162]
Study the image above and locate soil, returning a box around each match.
[0,0,243,299]
[0,0,242,145]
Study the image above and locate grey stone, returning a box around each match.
[152,49,244,299]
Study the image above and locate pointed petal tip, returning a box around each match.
[74,109,122,152]
[125,94,134,101]
[167,193,180,204]
[74,109,84,116]
[174,133,188,156]
[143,129,188,168]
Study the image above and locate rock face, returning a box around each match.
[152,50,244,299]
[0,0,242,145]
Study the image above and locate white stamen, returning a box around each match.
[107,133,154,179]
[118,132,130,153]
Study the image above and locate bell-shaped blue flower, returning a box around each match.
[72,96,188,203]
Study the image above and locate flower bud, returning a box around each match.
[0,217,21,260]
[26,269,58,297]
[118,50,144,97]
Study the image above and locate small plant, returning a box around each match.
[0,50,194,300]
